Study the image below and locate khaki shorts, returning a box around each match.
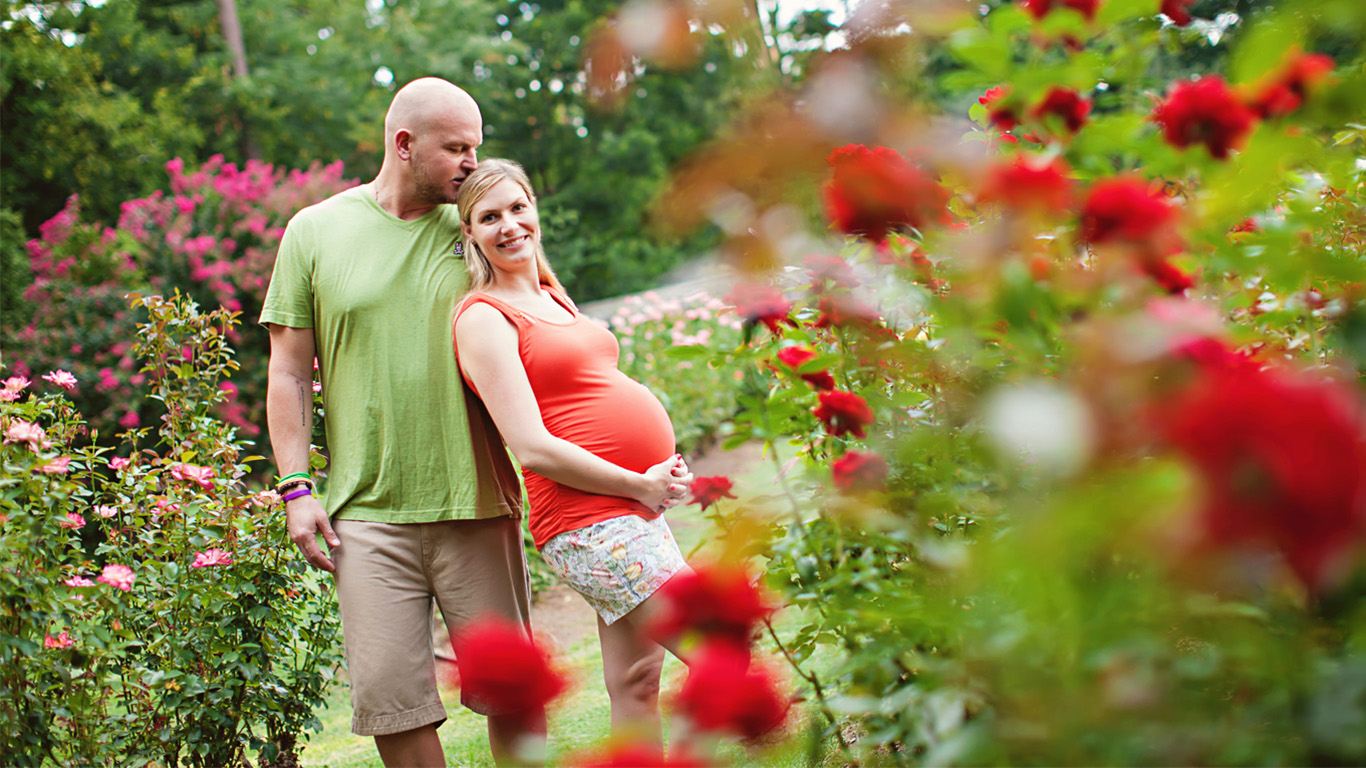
[332,516,533,736]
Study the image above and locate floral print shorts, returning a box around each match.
[539,513,687,625]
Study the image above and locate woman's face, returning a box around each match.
[464,177,540,272]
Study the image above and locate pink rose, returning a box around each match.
[59,512,86,529]
[4,420,45,449]
[97,564,135,592]
[3,376,30,391]
[94,505,117,518]
[64,577,95,588]
[42,370,78,391]
[44,632,74,649]
[191,548,233,568]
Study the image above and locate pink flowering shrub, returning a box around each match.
[602,288,744,452]
[0,294,341,766]
[5,157,354,448]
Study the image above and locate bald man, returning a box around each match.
[261,78,543,766]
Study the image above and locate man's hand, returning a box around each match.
[286,495,341,572]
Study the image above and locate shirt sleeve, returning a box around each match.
[259,213,315,329]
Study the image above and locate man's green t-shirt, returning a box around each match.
[260,184,520,523]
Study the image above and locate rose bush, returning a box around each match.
[586,0,1366,764]
[0,293,342,766]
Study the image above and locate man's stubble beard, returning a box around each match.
[410,151,459,206]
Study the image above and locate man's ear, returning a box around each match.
[394,129,413,162]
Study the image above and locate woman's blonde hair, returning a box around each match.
[456,158,563,293]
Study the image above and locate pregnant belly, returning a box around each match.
[544,380,676,471]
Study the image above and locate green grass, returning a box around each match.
[298,441,838,767]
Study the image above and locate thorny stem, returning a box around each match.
[763,614,858,764]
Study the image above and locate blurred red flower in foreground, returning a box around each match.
[650,564,770,645]
[567,740,709,767]
[1031,87,1092,134]
[1080,177,1179,252]
[1158,355,1366,591]
[978,155,1074,212]
[688,476,737,510]
[979,86,1020,131]
[812,295,881,329]
[724,283,794,334]
[1152,76,1257,159]
[676,642,789,740]
[1018,0,1100,20]
[1160,0,1195,25]
[814,389,875,438]
[451,616,567,715]
[822,144,949,242]
[803,254,861,291]
[1246,51,1335,119]
[776,346,836,391]
[832,450,890,493]
[1143,258,1195,295]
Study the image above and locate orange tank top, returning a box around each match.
[454,288,676,548]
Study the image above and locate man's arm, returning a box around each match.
[266,324,340,571]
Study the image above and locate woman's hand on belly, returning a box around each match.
[640,454,693,513]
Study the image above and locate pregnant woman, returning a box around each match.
[452,158,693,741]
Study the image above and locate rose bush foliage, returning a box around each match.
[0,294,342,766]
[600,0,1366,764]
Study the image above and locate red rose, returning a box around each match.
[776,346,836,391]
[568,740,709,768]
[451,616,567,716]
[1160,0,1195,25]
[688,475,737,510]
[979,85,1020,131]
[1030,87,1092,134]
[1158,362,1366,591]
[676,642,789,740]
[813,389,875,438]
[831,450,889,493]
[1142,256,1195,294]
[977,155,1074,212]
[650,564,770,644]
[1246,51,1335,118]
[1018,0,1100,21]
[803,254,861,291]
[822,144,950,242]
[1079,177,1180,253]
[724,283,794,334]
[1152,76,1257,160]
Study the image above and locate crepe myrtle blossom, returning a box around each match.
[450,616,567,718]
[688,476,737,511]
[97,564,135,591]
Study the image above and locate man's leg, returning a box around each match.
[333,520,451,764]
[430,516,547,763]
[375,725,444,767]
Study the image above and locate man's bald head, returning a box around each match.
[384,77,481,147]
[377,77,483,209]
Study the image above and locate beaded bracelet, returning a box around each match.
[281,487,313,502]
[276,478,314,494]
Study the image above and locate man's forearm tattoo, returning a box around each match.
[298,382,309,427]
